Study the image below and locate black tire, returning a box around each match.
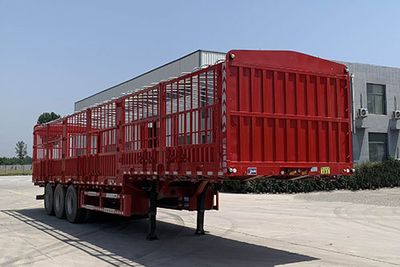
[44,183,54,215]
[65,185,87,223]
[54,184,66,219]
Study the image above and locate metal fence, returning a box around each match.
[0,164,32,175]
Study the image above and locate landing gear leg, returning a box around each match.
[195,190,206,235]
[147,181,158,240]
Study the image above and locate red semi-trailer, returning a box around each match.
[33,50,352,239]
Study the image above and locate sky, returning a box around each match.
[1,0,400,157]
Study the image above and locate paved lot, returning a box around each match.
[0,176,399,266]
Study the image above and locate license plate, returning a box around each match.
[247,167,257,175]
[320,167,330,175]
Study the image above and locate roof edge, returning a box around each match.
[75,49,225,105]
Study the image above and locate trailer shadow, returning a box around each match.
[2,208,317,266]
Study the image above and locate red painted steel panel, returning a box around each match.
[224,50,352,178]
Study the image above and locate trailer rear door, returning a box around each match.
[223,50,352,178]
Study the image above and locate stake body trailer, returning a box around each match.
[33,50,353,238]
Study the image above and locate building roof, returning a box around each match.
[74,49,225,111]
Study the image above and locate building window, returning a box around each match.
[368,133,388,162]
[367,83,386,115]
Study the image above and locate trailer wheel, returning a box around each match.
[44,184,54,215]
[65,185,86,223]
[54,184,66,219]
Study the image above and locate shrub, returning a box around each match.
[354,159,400,189]
[221,159,400,194]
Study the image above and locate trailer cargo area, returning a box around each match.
[33,50,352,239]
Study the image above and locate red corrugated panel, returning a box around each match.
[224,50,352,177]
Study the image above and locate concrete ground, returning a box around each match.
[0,176,399,267]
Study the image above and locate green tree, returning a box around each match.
[15,141,28,164]
[23,156,32,164]
[37,112,61,124]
